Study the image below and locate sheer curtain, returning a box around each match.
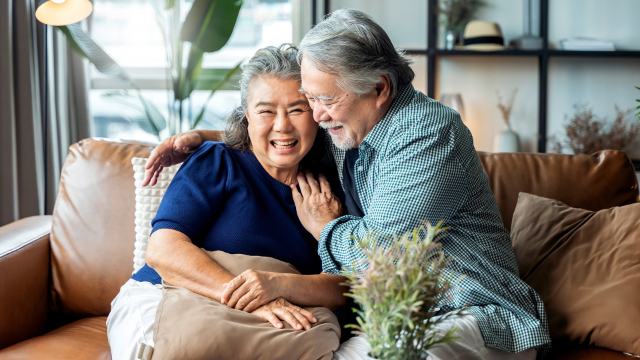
[0,0,90,226]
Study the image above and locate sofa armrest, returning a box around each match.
[0,216,52,349]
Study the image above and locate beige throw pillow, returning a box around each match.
[131,158,181,273]
[152,251,341,360]
[511,192,640,355]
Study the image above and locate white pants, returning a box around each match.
[107,279,537,360]
[335,316,537,360]
[106,279,163,360]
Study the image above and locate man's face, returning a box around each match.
[300,58,382,150]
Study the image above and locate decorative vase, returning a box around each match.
[493,128,521,152]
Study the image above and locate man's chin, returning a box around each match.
[329,134,356,150]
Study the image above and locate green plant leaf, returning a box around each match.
[195,67,241,91]
[191,62,242,129]
[102,91,166,138]
[58,24,130,82]
[180,0,243,53]
[176,45,205,101]
[135,92,166,136]
[59,24,167,137]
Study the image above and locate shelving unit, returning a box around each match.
[311,0,640,170]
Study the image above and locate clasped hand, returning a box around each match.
[221,270,316,330]
[291,172,343,240]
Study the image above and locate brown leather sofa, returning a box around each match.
[0,137,638,359]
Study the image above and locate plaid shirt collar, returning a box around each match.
[360,84,416,152]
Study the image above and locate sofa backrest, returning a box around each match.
[478,150,639,230]
[50,137,639,317]
[51,139,152,316]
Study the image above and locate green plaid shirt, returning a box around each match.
[319,85,551,353]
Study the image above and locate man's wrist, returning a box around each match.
[274,273,294,300]
[313,219,333,240]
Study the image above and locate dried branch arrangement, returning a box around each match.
[552,104,640,154]
[496,88,518,129]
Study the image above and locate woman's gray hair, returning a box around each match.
[224,44,301,150]
[298,9,414,97]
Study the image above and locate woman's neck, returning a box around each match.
[254,155,299,186]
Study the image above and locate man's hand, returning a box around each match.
[142,131,204,186]
[221,270,282,312]
[251,298,317,330]
[291,172,343,240]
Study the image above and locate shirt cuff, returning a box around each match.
[318,215,359,274]
[151,220,195,241]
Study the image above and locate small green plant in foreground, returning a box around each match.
[343,222,458,360]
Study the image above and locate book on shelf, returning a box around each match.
[559,37,616,51]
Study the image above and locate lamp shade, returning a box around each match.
[35,0,93,26]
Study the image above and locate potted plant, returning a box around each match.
[343,222,457,360]
[438,0,486,49]
[57,0,243,140]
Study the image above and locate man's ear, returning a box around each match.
[375,75,392,107]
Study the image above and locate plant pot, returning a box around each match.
[493,128,521,152]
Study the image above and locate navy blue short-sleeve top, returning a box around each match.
[132,141,322,284]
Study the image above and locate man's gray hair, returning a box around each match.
[225,44,301,150]
[298,9,414,97]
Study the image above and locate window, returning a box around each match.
[88,0,293,142]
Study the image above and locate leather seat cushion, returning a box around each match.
[0,317,110,359]
[549,346,636,359]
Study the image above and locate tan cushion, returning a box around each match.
[511,193,640,355]
[0,317,110,360]
[152,251,340,360]
[478,150,639,230]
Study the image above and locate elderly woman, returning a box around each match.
[106,44,347,360]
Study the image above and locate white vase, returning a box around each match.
[493,128,521,153]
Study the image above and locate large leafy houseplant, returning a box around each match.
[58,0,243,140]
[343,222,457,360]
[629,85,639,156]
[438,0,486,35]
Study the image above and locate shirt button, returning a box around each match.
[357,166,363,171]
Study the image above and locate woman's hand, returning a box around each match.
[291,172,343,240]
[143,131,204,186]
[221,270,282,312]
[251,298,317,330]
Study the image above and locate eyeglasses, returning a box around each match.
[303,92,345,110]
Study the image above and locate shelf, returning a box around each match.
[404,49,640,58]
[404,49,428,56]
[404,49,542,56]
[433,49,542,57]
[547,50,640,58]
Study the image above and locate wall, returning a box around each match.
[302,0,640,158]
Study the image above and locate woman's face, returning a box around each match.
[246,75,317,178]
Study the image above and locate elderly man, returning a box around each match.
[144,9,550,359]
